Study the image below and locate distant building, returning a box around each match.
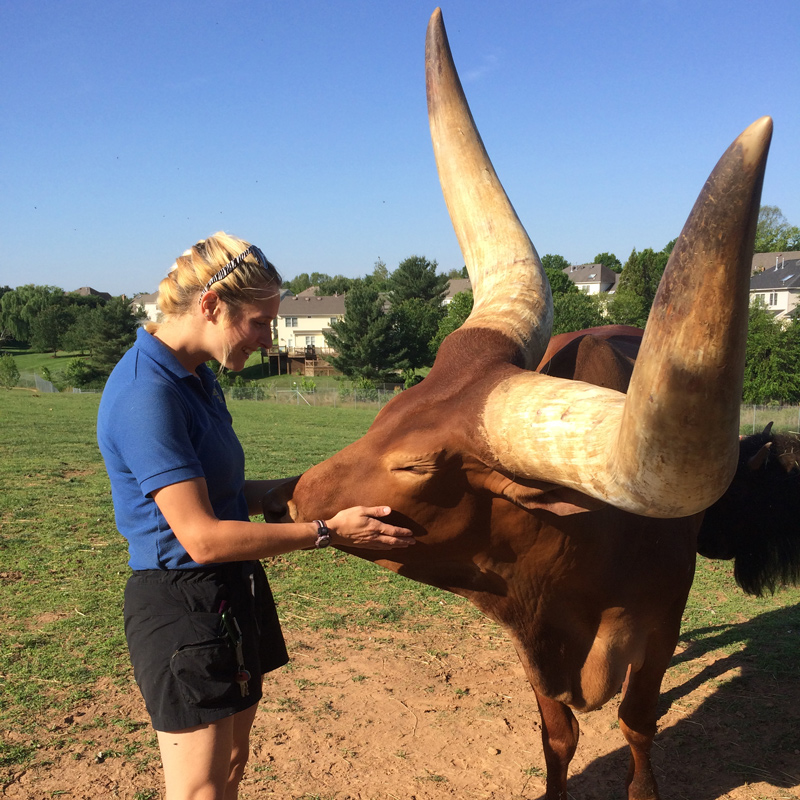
[749,263,800,321]
[275,293,346,353]
[444,278,472,303]
[751,251,800,275]
[562,263,619,295]
[69,286,112,301]
[130,292,160,326]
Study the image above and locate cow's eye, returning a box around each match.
[385,450,444,477]
[393,464,432,474]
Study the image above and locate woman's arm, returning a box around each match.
[152,477,414,564]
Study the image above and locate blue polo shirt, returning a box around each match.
[97,328,249,570]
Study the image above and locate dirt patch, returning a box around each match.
[3,619,799,800]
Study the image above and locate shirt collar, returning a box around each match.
[134,327,196,380]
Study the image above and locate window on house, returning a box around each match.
[329,317,338,326]
[768,293,778,306]
[305,336,315,346]
[285,317,298,327]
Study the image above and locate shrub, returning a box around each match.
[0,354,20,389]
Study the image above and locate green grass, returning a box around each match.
[1,345,87,377]
[1,387,799,783]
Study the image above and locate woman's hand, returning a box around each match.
[326,506,415,550]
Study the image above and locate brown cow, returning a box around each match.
[265,10,772,799]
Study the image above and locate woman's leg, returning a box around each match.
[156,703,259,800]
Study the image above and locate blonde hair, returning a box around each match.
[146,231,282,334]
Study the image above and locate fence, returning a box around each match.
[17,371,100,394]
[17,371,57,392]
[224,386,399,410]
[11,370,800,431]
[740,404,800,435]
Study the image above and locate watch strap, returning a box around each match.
[313,519,331,549]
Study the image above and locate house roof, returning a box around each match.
[70,286,112,301]
[445,278,472,299]
[131,291,159,305]
[563,263,618,286]
[278,294,346,316]
[750,264,800,291]
[751,251,800,274]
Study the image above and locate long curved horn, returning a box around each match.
[482,116,772,517]
[427,8,553,369]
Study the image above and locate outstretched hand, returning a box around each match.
[326,506,415,550]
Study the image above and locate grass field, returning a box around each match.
[1,389,799,787]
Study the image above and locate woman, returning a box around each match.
[97,232,414,799]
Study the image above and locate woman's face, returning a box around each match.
[220,292,280,372]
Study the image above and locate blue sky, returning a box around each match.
[1,0,798,297]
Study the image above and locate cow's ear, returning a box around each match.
[499,478,607,516]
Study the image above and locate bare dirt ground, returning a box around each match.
[3,615,799,800]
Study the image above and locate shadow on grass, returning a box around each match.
[560,604,800,800]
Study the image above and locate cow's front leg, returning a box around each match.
[533,689,579,800]
[617,623,679,800]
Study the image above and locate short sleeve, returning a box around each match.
[99,377,205,498]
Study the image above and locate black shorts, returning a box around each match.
[124,561,289,732]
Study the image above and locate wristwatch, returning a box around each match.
[314,519,331,549]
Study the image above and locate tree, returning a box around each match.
[0,284,65,344]
[371,259,389,282]
[389,256,449,306]
[541,253,570,272]
[309,271,333,287]
[284,273,312,295]
[446,265,469,279]
[61,305,95,354]
[72,297,143,385]
[29,305,73,355]
[324,281,402,382]
[754,205,800,253]
[0,354,19,389]
[390,297,444,371]
[742,302,800,404]
[385,256,449,374]
[552,292,606,335]
[315,275,357,296]
[608,246,669,328]
[430,290,473,352]
[540,254,576,296]
[593,252,622,273]
[364,259,391,293]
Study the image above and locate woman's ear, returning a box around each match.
[199,291,220,322]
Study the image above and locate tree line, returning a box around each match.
[2,206,798,401]
[0,285,144,389]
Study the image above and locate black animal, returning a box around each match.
[698,422,800,595]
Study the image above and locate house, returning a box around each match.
[130,291,160,325]
[275,293,346,355]
[562,263,619,295]
[749,262,800,321]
